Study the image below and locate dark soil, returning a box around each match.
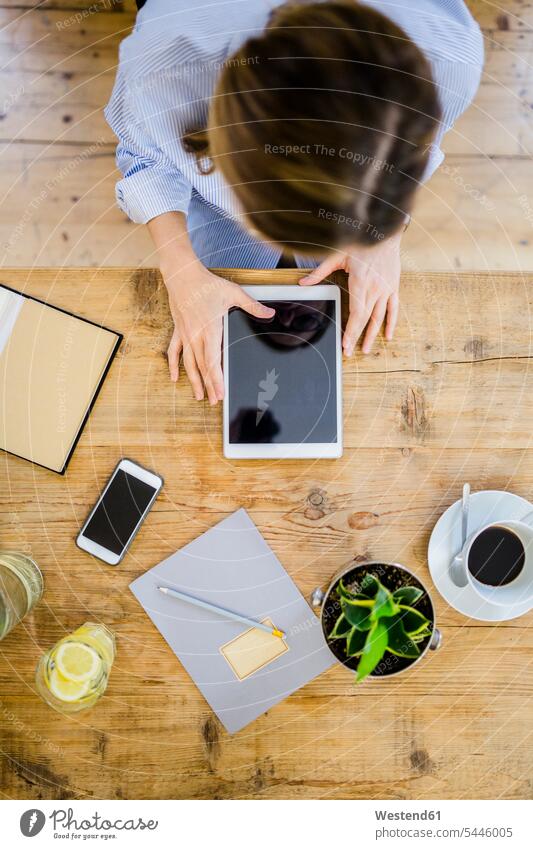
[322,562,434,677]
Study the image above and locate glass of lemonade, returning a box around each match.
[35,622,116,713]
[0,551,44,641]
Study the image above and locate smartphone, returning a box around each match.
[76,459,163,565]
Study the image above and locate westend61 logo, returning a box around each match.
[256,368,279,425]
[20,809,46,837]
[20,807,159,839]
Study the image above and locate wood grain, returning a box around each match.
[0,268,532,800]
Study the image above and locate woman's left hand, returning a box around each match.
[299,231,402,355]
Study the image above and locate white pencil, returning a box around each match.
[158,585,286,639]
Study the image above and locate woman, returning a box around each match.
[106,0,483,405]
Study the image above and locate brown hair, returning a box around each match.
[183,1,441,253]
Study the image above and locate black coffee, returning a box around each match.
[468,526,525,586]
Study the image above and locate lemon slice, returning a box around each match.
[48,668,91,703]
[55,641,102,683]
[74,625,115,666]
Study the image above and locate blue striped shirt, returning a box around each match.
[105,0,483,268]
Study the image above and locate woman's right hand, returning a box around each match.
[162,260,275,404]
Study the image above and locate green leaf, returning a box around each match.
[392,586,424,606]
[342,599,372,631]
[411,627,433,644]
[386,615,421,658]
[371,582,399,621]
[346,627,367,657]
[337,578,370,602]
[328,613,352,640]
[355,620,389,682]
[337,579,354,601]
[360,573,380,597]
[397,605,431,635]
[342,597,374,608]
[337,579,356,601]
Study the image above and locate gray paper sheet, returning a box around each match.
[129,508,334,733]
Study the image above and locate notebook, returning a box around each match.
[0,284,122,473]
[130,509,334,734]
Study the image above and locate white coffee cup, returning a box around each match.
[451,512,533,607]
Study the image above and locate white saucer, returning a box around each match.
[428,489,533,622]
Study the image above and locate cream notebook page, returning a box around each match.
[0,287,119,472]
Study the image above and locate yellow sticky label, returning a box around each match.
[220,618,289,680]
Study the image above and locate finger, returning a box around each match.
[182,344,204,401]
[385,292,399,340]
[203,373,218,406]
[191,338,219,406]
[204,323,224,403]
[167,330,182,382]
[299,253,341,286]
[190,339,218,406]
[362,296,388,354]
[234,288,275,319]
[200,340,221,406]
[342,282,369,355]
[343,306,372,356]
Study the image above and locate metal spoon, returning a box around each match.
[449,483,470,588]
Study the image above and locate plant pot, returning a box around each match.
[311,561,442,679]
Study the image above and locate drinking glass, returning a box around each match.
[35,622,116,713]
[0,551,43,641]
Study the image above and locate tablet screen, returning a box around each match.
[227,299,338,445]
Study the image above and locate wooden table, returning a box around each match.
[1,268,532,800]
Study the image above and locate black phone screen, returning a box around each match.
[83,469,157,555]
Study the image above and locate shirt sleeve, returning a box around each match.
[104,73,192,224]
[421,12,484,182]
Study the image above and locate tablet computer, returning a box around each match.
[223,285,342,459]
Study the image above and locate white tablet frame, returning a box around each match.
[223,284,343,459]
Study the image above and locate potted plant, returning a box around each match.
[311,561,441,681]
